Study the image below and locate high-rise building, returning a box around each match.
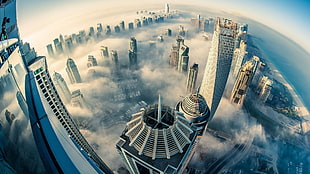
[190,14,209,32]
[178,25,186,37]
[128,22,134,30]
[46,44,54,57]
[89,26,95,37]
[178,44,189,73]
[87,55,98,68]
[200,18,238,118]
[186,63,199,93]
[256,76,273,103]
[71,89,86,108]
[64,37,74,53]
[230,56,259,107]
[165,3,170,14]
[120,20,125,31]
[66,58,82,84]
[52,72,71,104]
[231,40,247,78]
[114,25,121,33]
[129,37,138,70]
[111,50,119,66]
[97,23,103,33]
[176,93,210,136]
[169,36,184,68]
[53,38,63,54]
[165,28,172,36]
[135,19,141,28]
[116,96,198,174]
[100,46,109,58]
[26,56,113,173]
[105,25,111,35]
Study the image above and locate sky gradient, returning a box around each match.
[17,0,310,53]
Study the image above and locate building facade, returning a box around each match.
[186,63,199,93]
[200,17,238,118]
[52,72,71,104]
[66,58,82,84]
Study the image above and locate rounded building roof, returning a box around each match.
[176,93,210,123]
[125,104,193,160]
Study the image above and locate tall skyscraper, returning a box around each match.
[231,40,247,78]
[97,23,103,33]
[120,20,125,31]
[46,44,54,57]
[52,72,71,104]
[128,22,134,30]
[64,37,74,53]
[169,36,184,68]
[186,63,199,93]
[256,76,273,103]
[105,25,111,35]
[26,56,113,174]
[53,38,63,54]
[87,55,98,68]
[190,14,209,32]
[129,37,138,70]
[116,96,198,174]
[66,58,82,84]
[200,18,238,118]
[165,3,170,14]
[100,46,109,58]
[178,44,189,73]
[71,89,86,108]
[176,92,210,136]
[230,56,259,107]
[178,25,186,37]
[110,50,119,66]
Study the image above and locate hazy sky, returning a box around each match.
[17,0,310,53]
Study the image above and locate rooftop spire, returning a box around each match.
[157,95,162,123]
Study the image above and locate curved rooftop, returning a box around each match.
[125,104,193,160]
[176,93,210,123]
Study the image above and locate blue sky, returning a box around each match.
[17,0,310,53]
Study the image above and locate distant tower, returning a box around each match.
[165,3,170,14]
[116,96,198,174]
[256,76,273,103]
[52,72,71,104]
[64,37,74,53]
[114,25,121,33]
[230,56,259,107]
[231,40,247,78]
[87,55,98,68]
[165,28,172,36]
[105,25,111,35]
[200,18,238,118]
[100,46,109,58]
[178,44,189,73]
[97,23,103,33]
[186,63,199,93]
[176,93,210,136]
[66,58,82,84]
[120,21,125,31]
[134,19,141,28]
[110,50,119,66]
[46,44,54,57]
[129,37,138,70]
[53,38,63,54]
[169,36,184,68]
[128,22,134,30]
[178,25,186,37]
[71,89,86,108]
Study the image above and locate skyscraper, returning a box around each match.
[176,92,210,136]
[116,96,198,174]
[26,56,113,174]
[53,38,63,54]
[169,36,184,68]
[129,37,138,70]
[230,56,259,107]
[128,22,134,30]
[100,46,109,58]
[52,72,71,104]
[186,63,199,93]
[71,89,86,108]
[87,55,98,68]
[120,20,125,31]
[165,3,170,14]
[231,40,247,78]
[110,50,119,66]
[190,14,209,32]
[256,76,273,103]
[178,44,189,73]
[46,44,54,57]
[66,58,82,84]
[200,18,238,118]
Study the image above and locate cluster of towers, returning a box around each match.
[46,7,172,58]
[169,36,190,73]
